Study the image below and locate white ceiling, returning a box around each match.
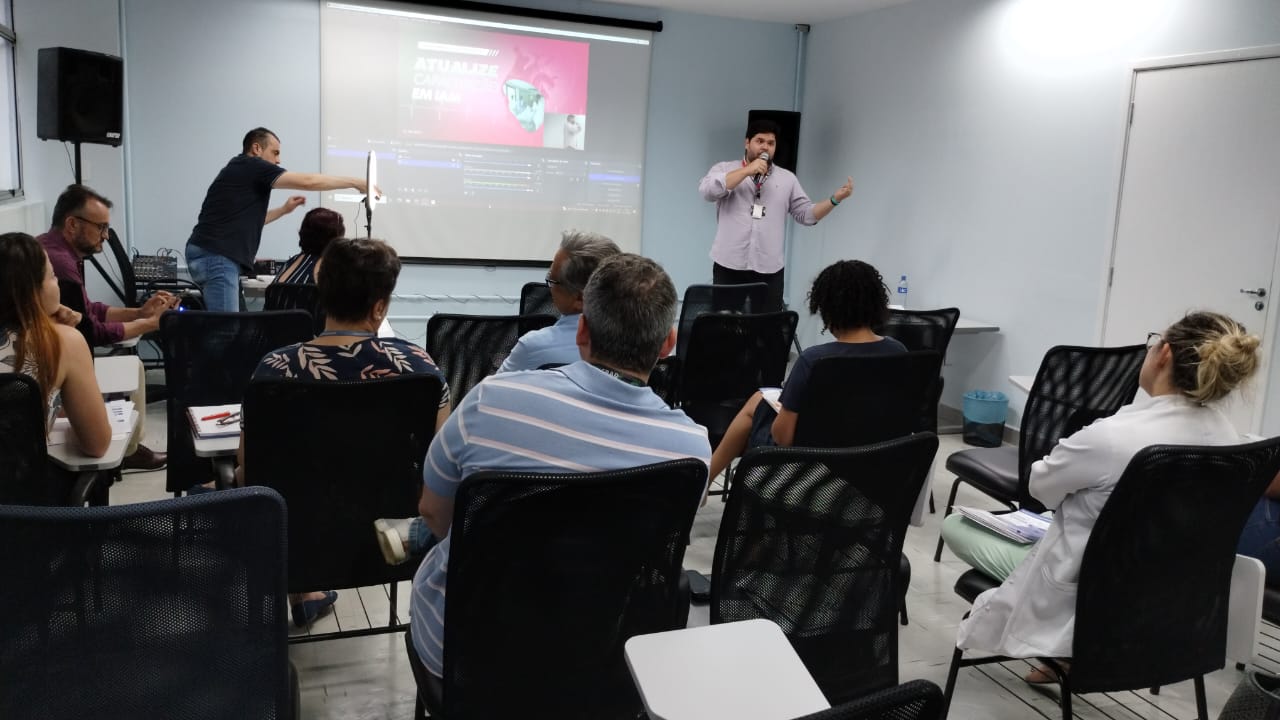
[598,0,912,25]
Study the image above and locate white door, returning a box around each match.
[1102,55,1280,433]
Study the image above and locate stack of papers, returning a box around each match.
[187,404,241,439]
[955,507,1052,544]
[47,400,137,446]
[106,399,136,437]
[760,387,783,412]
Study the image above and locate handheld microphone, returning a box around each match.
[755,151,770,184]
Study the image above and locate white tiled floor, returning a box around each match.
[116,400,1255,719]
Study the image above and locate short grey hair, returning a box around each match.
[581,254,677,374]
[557,230,621,296]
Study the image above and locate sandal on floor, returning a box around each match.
[291,591,338,628]
[1024,664,1064,685]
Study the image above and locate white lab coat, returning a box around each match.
[955,393,1239,658]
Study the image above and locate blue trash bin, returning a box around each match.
[962,391,1008,448]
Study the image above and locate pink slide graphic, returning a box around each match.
[398,26,589,147]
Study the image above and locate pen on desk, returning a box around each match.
[201,411,232,421]
[215,412,242,426]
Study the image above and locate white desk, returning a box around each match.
[94,356,140,396]
[955,317,999,334]
[1009,375,1034,393]
[625,619,829,720]
[47,409,139,472]
[240,275,274,299]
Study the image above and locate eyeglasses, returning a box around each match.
[544,273,562,288]
[1146,332,1165,349]
[73,215,110,236]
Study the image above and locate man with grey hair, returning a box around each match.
[498,229,620,372]
[398,254,711,678]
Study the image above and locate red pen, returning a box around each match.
[200,411,232,421]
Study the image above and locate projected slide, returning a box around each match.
[401,29,589,148]
[321,1,651,263]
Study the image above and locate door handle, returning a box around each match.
[1241,288,1267,297]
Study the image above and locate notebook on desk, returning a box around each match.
[187,404,242,439]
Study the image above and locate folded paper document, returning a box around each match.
[955,506,1051,544]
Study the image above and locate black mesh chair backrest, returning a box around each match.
[441,459,707,719]
[1016,344,1145,512]
[1070,438,1280,694]
[879,309,960,434]
[792,679,945,720]
[263,283,325,335]
[676,282,771,359]
[792,351,943,449]
[0,487,292,719]
[159,310,314,493]
[519,281,559,317]
[105,228,139,306]
[425,313,555,404]
[243,375,442,591]
[679,310,797,415]
[878,309,960,356]
[712,436,940,704]
[0,373,53,505]
[56,277,97,347]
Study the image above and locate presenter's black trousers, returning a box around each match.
[712,263,785,314]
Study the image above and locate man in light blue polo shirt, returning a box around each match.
[498,230,620,372]
[409,253,712,678]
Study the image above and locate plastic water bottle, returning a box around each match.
[896,275,909,309]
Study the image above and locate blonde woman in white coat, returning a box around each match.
[941,311,1260,682]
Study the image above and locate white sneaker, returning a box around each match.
[373,518,411,565]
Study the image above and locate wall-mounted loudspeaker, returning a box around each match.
[37,47,124,147]
[747,109,801,174]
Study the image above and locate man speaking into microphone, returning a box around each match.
[698,118,853,312]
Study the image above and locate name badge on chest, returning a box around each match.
[751,203,766,219]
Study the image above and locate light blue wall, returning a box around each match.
[795,0,1280,426]
[119,0,800,342]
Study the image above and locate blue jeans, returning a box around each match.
[186,243,242,312]
[408,517,439,556]
[1239,497,1280,587]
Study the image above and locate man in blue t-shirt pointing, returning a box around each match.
[184,127,379,312]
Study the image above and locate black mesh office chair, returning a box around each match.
[678,310,797,449]
[405,458,708,720]
[712,436,939,704]
[0,487,297,719]
[791,351,943,626]
[519,281,559,317]
[942,437,1280,720]
[425,313,555,404]
[158,310,314,494]
[878,308,960,436]
[792,680,944,720]
[243,374,443,641]
[0,372,108,506]
[934,344,1145,561]
[676,282,771,360]
[263,283,325,335]
[793,351,943,448]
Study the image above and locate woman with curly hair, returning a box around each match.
[707,259,905,480]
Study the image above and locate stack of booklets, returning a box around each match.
[187,403,242,439]
[955,506,1052,544]
[47,399,137,445]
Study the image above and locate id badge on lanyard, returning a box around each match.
[750,166,767,220]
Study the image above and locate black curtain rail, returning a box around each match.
[395,0,663,32]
